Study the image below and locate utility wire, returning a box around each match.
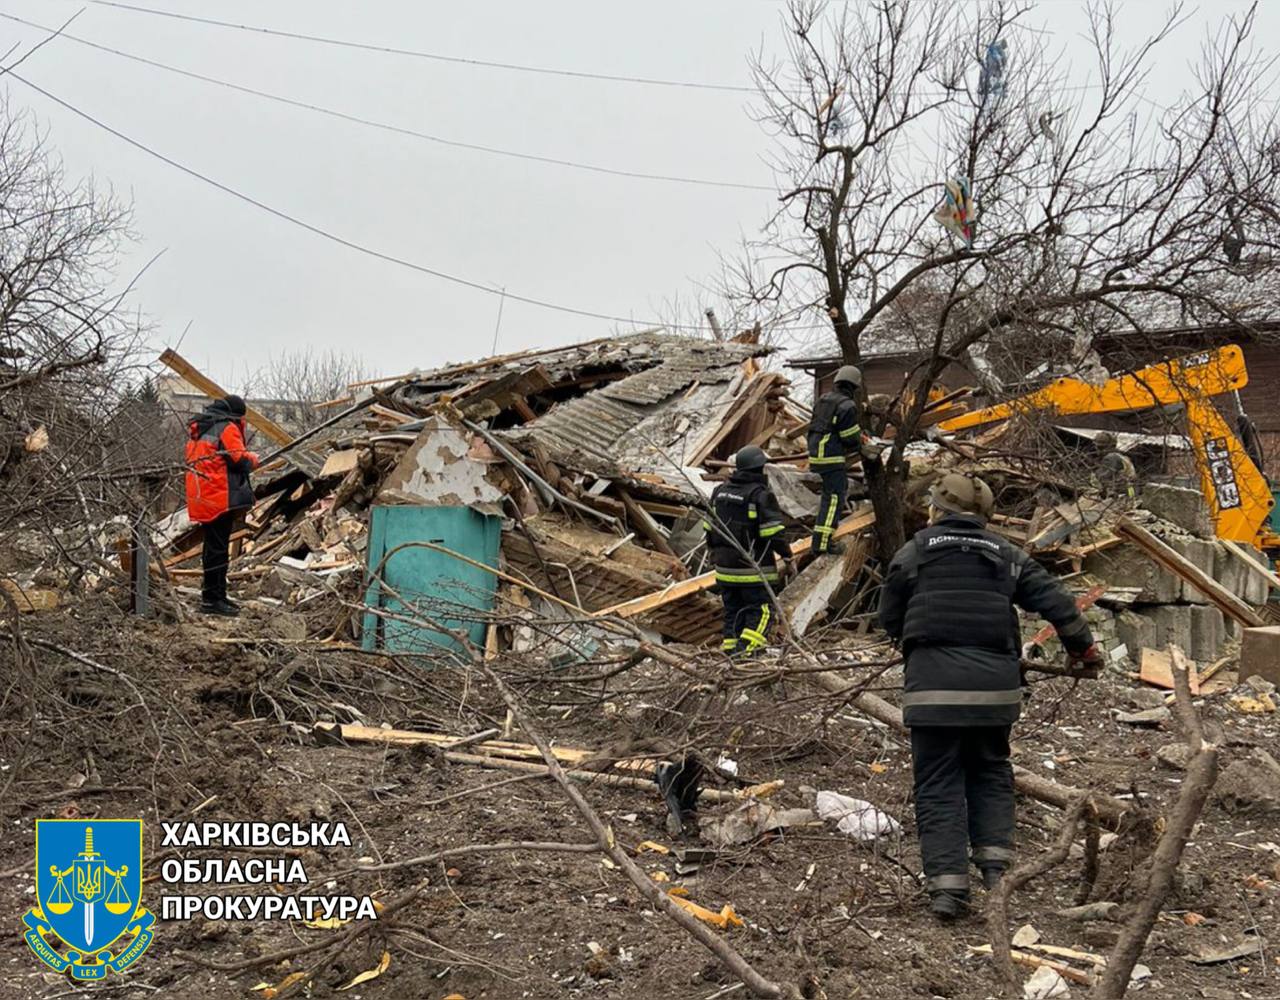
[86,0,757,94]
[84,0,1132,103]
[7,69,702,329]
[0,11,774,192]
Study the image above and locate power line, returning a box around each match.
[86,0,758,94]
[0,11,774,192]
[8,69,703,329]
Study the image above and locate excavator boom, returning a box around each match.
[937,345,1275,548]
[938,345,1249,431]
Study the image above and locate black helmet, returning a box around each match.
[736,445,769,471]
[1094,431,1117,451]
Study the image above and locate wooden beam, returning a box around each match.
[1115,518,1264,627]
[158,347,294,447]
[312,722,755,804]
[617,487,685,572]
[599,507,876,619]
[1222,539,1280,591]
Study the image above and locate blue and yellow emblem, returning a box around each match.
[23,820,155,979]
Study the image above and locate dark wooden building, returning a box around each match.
[788,319,1280,470]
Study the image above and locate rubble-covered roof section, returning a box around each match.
[401,330,764,387]
[502,334,771,488]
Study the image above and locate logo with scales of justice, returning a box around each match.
[23,820,155,979]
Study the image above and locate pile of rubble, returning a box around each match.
[152,332,813,646]
[138,331,1279,686]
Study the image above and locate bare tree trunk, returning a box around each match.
[863,452,909,562]
[1091,648,1218,999]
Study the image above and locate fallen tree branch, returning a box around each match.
[477,661,803,1000]
[1092,646,1219,999]
[987,794,1091,989]
[357,840,600,873]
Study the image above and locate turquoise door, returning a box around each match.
[362,506,500,654]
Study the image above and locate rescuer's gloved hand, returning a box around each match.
[1068,643,1104,668]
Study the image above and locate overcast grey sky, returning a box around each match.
[3,1,1274,387]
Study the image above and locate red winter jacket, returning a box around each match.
[185,400,259,523]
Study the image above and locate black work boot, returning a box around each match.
[981,866,1006,891]
[200,598,240,617]
[929,891,969,920]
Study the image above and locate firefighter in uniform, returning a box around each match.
[706,446,794,656]
[1094,432,1137,502]
[807,365,864,554]
[878,473,1102,918]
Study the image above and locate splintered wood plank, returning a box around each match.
[322,722,658,773]
[159,348,294,446]
[599,508,876,619]
[1139,647,1200,694]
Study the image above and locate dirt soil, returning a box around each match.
[2,600,1279,1000]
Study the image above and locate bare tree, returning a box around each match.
[733,0,1280,558]
[0,95,156,540]
[242,348,371,430]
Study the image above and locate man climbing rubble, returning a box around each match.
[184,395,259,617]
[705,446,795,657]
[1093,432,1137,502]
[806,365,866,554]
[878,473,1103,920]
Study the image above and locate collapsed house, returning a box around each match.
[154,331,809,650]
[142,327,1280,688]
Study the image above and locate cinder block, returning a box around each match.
[1212,542,1247,599]
[1242,546,1270,605]
[1173,538,1216,605]
[1190,604,1225,662]
[1240,626,1280,687]
[1116,610,1157,654]
[1141,483,1214,537]
[1086,548,1181,604]
[1151,605,1193,655]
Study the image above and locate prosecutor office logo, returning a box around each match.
[23,820,155,979]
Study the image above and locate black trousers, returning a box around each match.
[811,465,848,552]
[720,584,773,654]
[910,725,1015,894]
[201,511,236,602]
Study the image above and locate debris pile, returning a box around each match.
[143,331,1280,683]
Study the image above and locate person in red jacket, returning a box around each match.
[185,395,259,616]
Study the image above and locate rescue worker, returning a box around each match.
[807,365,863,554]
[706,446,794,657]
[185,395,259,616]
[878,473,1102,919]
[1094,432,1137,501]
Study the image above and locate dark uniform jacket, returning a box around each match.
[878,514,1094,727]
[806,386,861,467]
[1098,451,1137,499]
[706,470,792,585]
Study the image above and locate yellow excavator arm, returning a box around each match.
[937,345,1275,546]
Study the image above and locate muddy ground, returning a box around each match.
[2,599,1278,999]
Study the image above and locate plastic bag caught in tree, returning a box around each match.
[933,177,976,247]
[978,39,1008,109]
